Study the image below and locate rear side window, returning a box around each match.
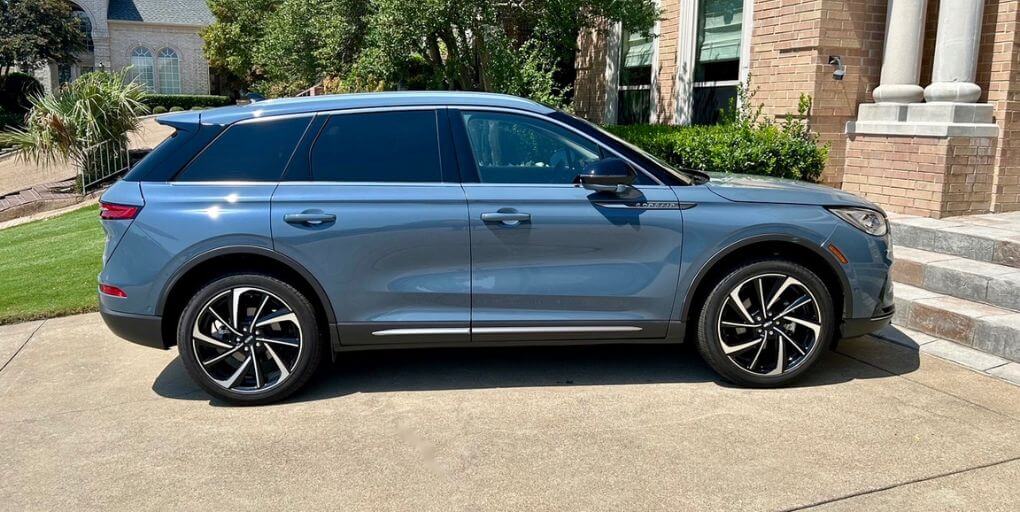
[176,116,310,181]
[310,110,442,182]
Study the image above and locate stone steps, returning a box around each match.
[888,213,1020,268]
[891,283,1019,362]
[891,245,1020,312]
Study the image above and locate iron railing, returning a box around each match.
[77,139,132,193]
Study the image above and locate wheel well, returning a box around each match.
[683,240,848,332]
[160,252,333,348]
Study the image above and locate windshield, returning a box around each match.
[556,112,710,185]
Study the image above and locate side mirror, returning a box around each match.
[574,158,637,194]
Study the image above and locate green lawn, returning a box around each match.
[0,205,104,325]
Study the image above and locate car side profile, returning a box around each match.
[98,92,894,404]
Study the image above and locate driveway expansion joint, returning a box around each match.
[0,319,46,375]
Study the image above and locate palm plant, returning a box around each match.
[0,70,149,170]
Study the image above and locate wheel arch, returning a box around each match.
[157,246,338,349]
[680,235,852,328]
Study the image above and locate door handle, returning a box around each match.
[284,211,336,226]
[481,212,531,225]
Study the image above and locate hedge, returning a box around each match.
[604,121,828,183]
[141,94,232,111]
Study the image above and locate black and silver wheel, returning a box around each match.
[178,274,322,405]
[696,259,834,387]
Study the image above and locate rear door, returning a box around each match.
[271,108,471,345]
[451,109,685,342]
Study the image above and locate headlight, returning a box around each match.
[829,207,888,236]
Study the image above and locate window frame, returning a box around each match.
[450,107,664,187]
[157,47,182,95]
[604,6,662,125]
[130,47,156,92]
[302,106,456,185]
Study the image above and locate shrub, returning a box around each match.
[0,108,25,129]
[141,94,232,110]
[151,105,168,114]
[169,106,185,112]
[603,89,828,182]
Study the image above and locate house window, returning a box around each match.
[72,9,93,52]
[130,47,155,91]
[58,64,73,86]
[157,48,181,94]
[692,0,744,124]
[617,28,654,125]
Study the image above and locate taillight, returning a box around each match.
[99,284,127,298]
[100,202,141,220]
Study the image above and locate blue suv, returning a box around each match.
[99,92,894,404]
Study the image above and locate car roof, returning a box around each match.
[162,91,557,127]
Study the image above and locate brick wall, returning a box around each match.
[749,0,886,188]
[654,0,681,124]
[983,0,1020,212]
[108,22,211,95]
[843,135,997,218]
[573,20,613,124]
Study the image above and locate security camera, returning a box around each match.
[829,56,845,81]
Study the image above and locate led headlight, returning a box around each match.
[829,207,888,236]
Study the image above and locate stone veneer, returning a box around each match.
[107,22,210,95]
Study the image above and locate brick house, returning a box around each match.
[573,0,1019,219]
[34,1,214,95]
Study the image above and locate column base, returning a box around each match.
[925,82,982,103]
[846,103,998,138]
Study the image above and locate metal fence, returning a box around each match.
[77,139,133,193]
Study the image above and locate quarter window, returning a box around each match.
[176,117,311,181]
[310,110,442,182]
[461,111,607,185]
[130,47,155,91]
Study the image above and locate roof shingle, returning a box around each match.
[107,0,215,26]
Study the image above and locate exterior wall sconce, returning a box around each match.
[829,56,846,81]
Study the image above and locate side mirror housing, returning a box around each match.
[575,158,637,194]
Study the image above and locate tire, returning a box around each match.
[177,273,323,405]
[695,259,835,387]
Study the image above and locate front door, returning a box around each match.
[272,108,471,345]
[452,110,685,342]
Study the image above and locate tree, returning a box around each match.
[202,0,281,85]
[0,0,88,76]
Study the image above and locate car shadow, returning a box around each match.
[152,335,921,405]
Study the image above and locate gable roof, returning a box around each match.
[107,0,215,26]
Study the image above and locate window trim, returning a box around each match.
[451,107,665,186]
[675,0,755,125]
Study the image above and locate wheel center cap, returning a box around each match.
[763,320,774,329]
[243,335,255,346]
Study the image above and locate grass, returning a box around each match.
[0,205,104,325]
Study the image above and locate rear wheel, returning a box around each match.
[177,273,322,405]
[696,259,834,387]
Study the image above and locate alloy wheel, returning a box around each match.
[716,273,823,376]
[191,287,304,394]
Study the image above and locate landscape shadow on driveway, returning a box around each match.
[151,337,920,405]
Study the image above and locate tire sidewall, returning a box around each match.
[697,260,835,387]
[177,273,321,405]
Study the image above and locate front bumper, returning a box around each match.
[100,305,167,349]
[839,309,894,339]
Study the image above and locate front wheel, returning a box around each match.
[177,274,322,405]
[696,259,835,387]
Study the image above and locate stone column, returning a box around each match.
[924,0,985,103]
[872,0,927,103]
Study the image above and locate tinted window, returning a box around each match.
[176,117,310,181]
[311,110,442,182]
[461,111,604,184]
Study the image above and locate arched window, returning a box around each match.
[130,47,155,91]
[157,48,181,94]
[72,7,93,52]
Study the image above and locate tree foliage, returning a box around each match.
[0,0,88,76]
[202,0,658,106]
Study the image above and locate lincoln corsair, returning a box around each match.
[98,92,894,404]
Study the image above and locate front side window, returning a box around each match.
[157,48,181,94]
[693,0,744,124]
[310,110,442,182]
[176,116,311,181]
[617,27,654,125]
[130,47,155,91]
[462,111,605,184]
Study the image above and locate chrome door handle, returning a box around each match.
[481,212,531,225]
[284,211,336,226]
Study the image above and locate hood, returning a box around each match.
[704,173,880,210]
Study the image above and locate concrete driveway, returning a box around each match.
[1,313,1018,511]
